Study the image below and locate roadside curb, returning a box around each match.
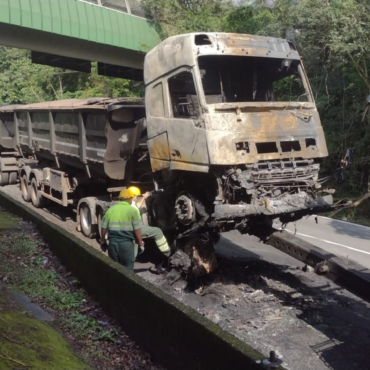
[0,191,284,370]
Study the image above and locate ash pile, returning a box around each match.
[139,257,370,370]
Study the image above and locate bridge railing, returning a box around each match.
[81,0,147,19]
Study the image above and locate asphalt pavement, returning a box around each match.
[275,216,370,268]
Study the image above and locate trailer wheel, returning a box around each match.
[80,204,97,239]
[30,178,45,208]
[0,172,9,186]
[20,174,31,202]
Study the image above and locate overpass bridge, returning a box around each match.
[0,0,162,80]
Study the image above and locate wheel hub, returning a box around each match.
[175,194,195,226]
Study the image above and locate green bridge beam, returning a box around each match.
[0,0,162,70]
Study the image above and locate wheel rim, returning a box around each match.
[175,194,195,226]
[98,210,103,238]
[31,181,38,204]
[21,177,28,198]
[81,205,91,231]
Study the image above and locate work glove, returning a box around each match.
[100,241,108,252]
[143,192,151,200]
[138,242,145,255]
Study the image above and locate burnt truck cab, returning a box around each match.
[144,32,333,230]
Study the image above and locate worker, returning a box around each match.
[100,188,144,271]
[129,186,171,258]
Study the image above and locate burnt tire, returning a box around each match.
[0,172,9,186]
[20,174,31,202]
[80,204,97,239]
[30,177,45,208]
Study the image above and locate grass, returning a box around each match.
[62,313,118,343]
[0,227,119,367]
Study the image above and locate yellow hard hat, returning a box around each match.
[119,188,135,199]
[128,186,141,196]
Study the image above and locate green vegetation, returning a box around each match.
[0,304,89,370]
[0,48,141,103]
[1,0,370,222]
[0,225,119,366]
[0,212,90,369]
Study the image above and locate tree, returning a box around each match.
[142,0,234,36]
[0,48,141,105]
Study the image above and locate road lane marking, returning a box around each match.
[283,230,370,256]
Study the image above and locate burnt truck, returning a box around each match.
[0,33,333,273]
[144,33,332,231]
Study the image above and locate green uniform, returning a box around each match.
[132,201,171,257]
[101,201,142,270]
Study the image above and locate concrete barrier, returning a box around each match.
[0,191,283,370]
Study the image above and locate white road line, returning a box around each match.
[284,230,370,256]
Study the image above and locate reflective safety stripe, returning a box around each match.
[108,225,134,231]
[109,222,133,226]
[156,236,170,253]
[132,219,142,230]
[108,222,134,231]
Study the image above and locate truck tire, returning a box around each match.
[80,204,97,239]
[30,177,45,208]
[20,174,31,202]
[0,172,9,186]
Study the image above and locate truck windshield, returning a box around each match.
[198,55,311,104]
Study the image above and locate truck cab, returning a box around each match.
[144,32,333,230]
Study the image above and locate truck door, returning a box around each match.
[166,68,209,171]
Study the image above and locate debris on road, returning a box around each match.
[139,257,370,370]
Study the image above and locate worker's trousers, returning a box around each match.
[108,238,138,271]
[140,225,171,257]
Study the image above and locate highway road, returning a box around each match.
[275,216,370,268]
[216,215,370,271]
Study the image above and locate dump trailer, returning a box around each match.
[0,32,334,275]
[0,98,148,238]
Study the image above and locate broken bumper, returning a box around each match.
[213,193,333,220]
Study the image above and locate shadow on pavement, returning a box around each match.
[328,219,370,241]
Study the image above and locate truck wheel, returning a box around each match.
[0,172,9,186]
[80,204,97,239]
[30,178,45,208]
[20,174,31,202]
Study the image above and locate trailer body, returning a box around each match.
[0,98,148,237]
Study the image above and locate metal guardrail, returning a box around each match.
[80,0,147,19]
